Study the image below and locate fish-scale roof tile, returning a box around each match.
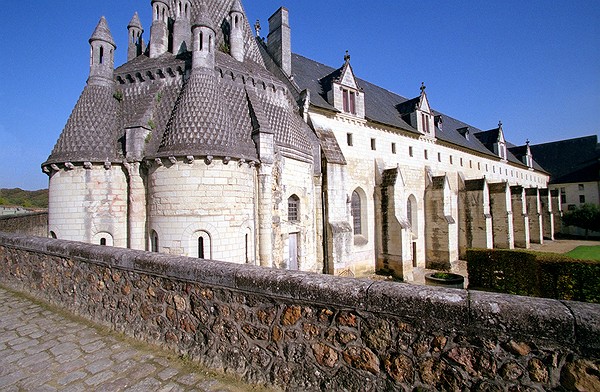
[45,85,119,164]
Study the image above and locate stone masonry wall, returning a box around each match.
[0,232,598,391]
[0,212,48,237]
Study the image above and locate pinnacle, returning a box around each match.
[231,0,243,14]
[90,16,116,47]
[193,3,215,30]
[128,12,143,30]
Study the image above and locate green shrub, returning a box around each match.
[467,249,600,303]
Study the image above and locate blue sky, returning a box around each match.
[1,0,598,190]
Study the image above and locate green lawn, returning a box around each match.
[564,246,600,261]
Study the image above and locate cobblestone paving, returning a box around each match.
[0,286,272,392]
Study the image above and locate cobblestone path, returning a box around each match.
[0,286,271,392]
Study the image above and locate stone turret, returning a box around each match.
[149,0,170,58]
[267,7,291,76]
[173,0,192,54]
[192,5,216,70]
[89,17,116,87]
[229,0,245,62]
[127,12,144,61]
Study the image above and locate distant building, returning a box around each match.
[522,135,600,237]
[0,206,31,216]
[43,0,557,280]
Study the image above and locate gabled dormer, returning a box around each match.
[396,83,435,138]
[473,121,508,161]
[495,121,508,161]
[323,51,365,119]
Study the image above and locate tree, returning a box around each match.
[562,204,600,238]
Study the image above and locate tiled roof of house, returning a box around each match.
[527,135,600,184]
[291,53,543,170]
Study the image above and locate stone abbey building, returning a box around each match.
[43,0,558,281]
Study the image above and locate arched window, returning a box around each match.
[191,231,211,259]
[151,230,159,252]
[49,231,57,239]
[99,46,104,64]
[92,232,113,246]
[351,191,362,235]
[209,35,212,52]
[199,32,203,51]
[288,195,300,222]
[198,237,205,258]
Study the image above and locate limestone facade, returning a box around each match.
[43,0,558,281]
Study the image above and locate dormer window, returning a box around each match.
[342,89,357,115]
[325,51,365,119]
[421,113,430,134]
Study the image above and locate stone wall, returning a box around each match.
[0,212,48,237]
[0,232,598,391]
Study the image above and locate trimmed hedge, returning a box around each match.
[466,249,600,303]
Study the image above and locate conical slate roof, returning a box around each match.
[89,16,116,47]
[193,4,214,30]
[45,84,120,164]
[157,67,256,160]
[128,12,143,30]
[231,0,243,14]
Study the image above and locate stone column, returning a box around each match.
[458,179,493,258]
[526,188,543,244]
[426,175,458,270]
[540,188,554,241]
[125,162,147,250]
[511,186,530,249]
[125,126,151,251]
[489,182,514,249]
[257,163,274,267]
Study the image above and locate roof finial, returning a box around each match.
[526,139,530,146]
[344,50,350,63]
[498,120,503,128]
[254,19,261,37]
[420,82,426,93]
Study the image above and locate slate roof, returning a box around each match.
[473,128,500,150]
[526,135,600,184]
[290,53,543,170]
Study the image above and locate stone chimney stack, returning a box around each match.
[149,0,170,58]
[229,0,245,62]
[127,12,144,61]
[173,0,192,54]
[89,17,116,87]
[267,7,291,77]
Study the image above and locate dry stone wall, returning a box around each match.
[0,232,598,391]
